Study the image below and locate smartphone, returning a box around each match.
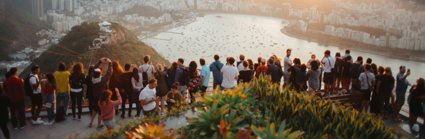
[407,69,410,72]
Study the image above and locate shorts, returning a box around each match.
[103,120,115,129]
[361,89,372,101]
[323,72,334,84]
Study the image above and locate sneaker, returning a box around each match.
[43,121,53,126]
[37,117,42,121]
[36,119,44,123]
[32,120,43,125]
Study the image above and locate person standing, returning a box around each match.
[239,61,254,83]
[283,49,293,86]
[187,61,201,103]
[41,73,56,125]
[139,56,156,87]
[28,65,43,125]
[166,62,178,90]
[307,60,321,91]
[199,59,210,96]
[408,78,425,128]
[394,66,410,122]
[221,57,239,90]
[89,61,112,128]
[342,49,351,59]
[341,55,352,92]
[366,58,378,75]
[350,56,364,91]
[175,58,189,97]
[110,61,124,114]
[370,66,385,115]
[69,63,85,120]
[237,54,246,72]
[377,67,395,118]
[155,64,168,111]
[0,84,10,139]
[307,54,319,69]
[85,66,95,115]
[358,64,375,113]
[3,68,26,129]
[120,64,133,118]
[210,55,224,89]
[139,79,159,116]
[54,63,71,122]
[321,50,336,95]
[267,59,283,84]
[255,58,268,78]
[130,68,143,117]
[334,52,344,89]
[99,89,122,132]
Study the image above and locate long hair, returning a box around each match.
[112,61,124,75]
[132,68,140,82]
[189,61,197,78]
[87,65,95,78]
[72,63,84,74]
[247,59,254,70]
[99,90,112,104]
[416,78,425,93]
[46,73,56,86]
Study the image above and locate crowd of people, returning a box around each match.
[0,49,424,138]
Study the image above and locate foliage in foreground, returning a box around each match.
[183,77,394,139]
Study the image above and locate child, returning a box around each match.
[41,74,55,125]
[166,83,183,110]
[98,88,122,132]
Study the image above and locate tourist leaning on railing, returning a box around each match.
[41,73,56,126]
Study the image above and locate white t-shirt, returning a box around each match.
[139,86,157,111]
[221,65,239,89]
[283,56,292,72]
[237,61,245,71]
[321,56,336,73]
[139,64,156,80]
[29,74,41,94]
[359,72,375,90]
[131,73,144,91]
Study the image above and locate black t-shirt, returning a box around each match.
[379,75,395,94]
[341,61,351,78]
[268,64,283,83]
[239,70,254,83]
[119,72,133,94]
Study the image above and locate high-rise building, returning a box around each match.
[51,0,57,10]
[58,0,64,11]
[65,0,73,12]
[32,0,44,18]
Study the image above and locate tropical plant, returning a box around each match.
[251,120,303,139]
[126,123,173,139]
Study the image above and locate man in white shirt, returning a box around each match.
[221,57,239,90]
[358,65,375,112]
[29,65,43,125]
[283,48,293,86]
[321,50,336,95]
[139,79,159,116]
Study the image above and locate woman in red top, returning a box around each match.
[255,58,268,78]
[42,74,55,125]
[3,68,26,129]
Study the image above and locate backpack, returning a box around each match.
[141,66,150,87]
[24,74,36,96]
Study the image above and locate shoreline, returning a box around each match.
[281,20,425,63]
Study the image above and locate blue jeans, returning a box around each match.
[56,93,69,118]
[44,94,55,122]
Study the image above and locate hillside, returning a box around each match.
[0,0,47,60]
[22,22,170,75]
